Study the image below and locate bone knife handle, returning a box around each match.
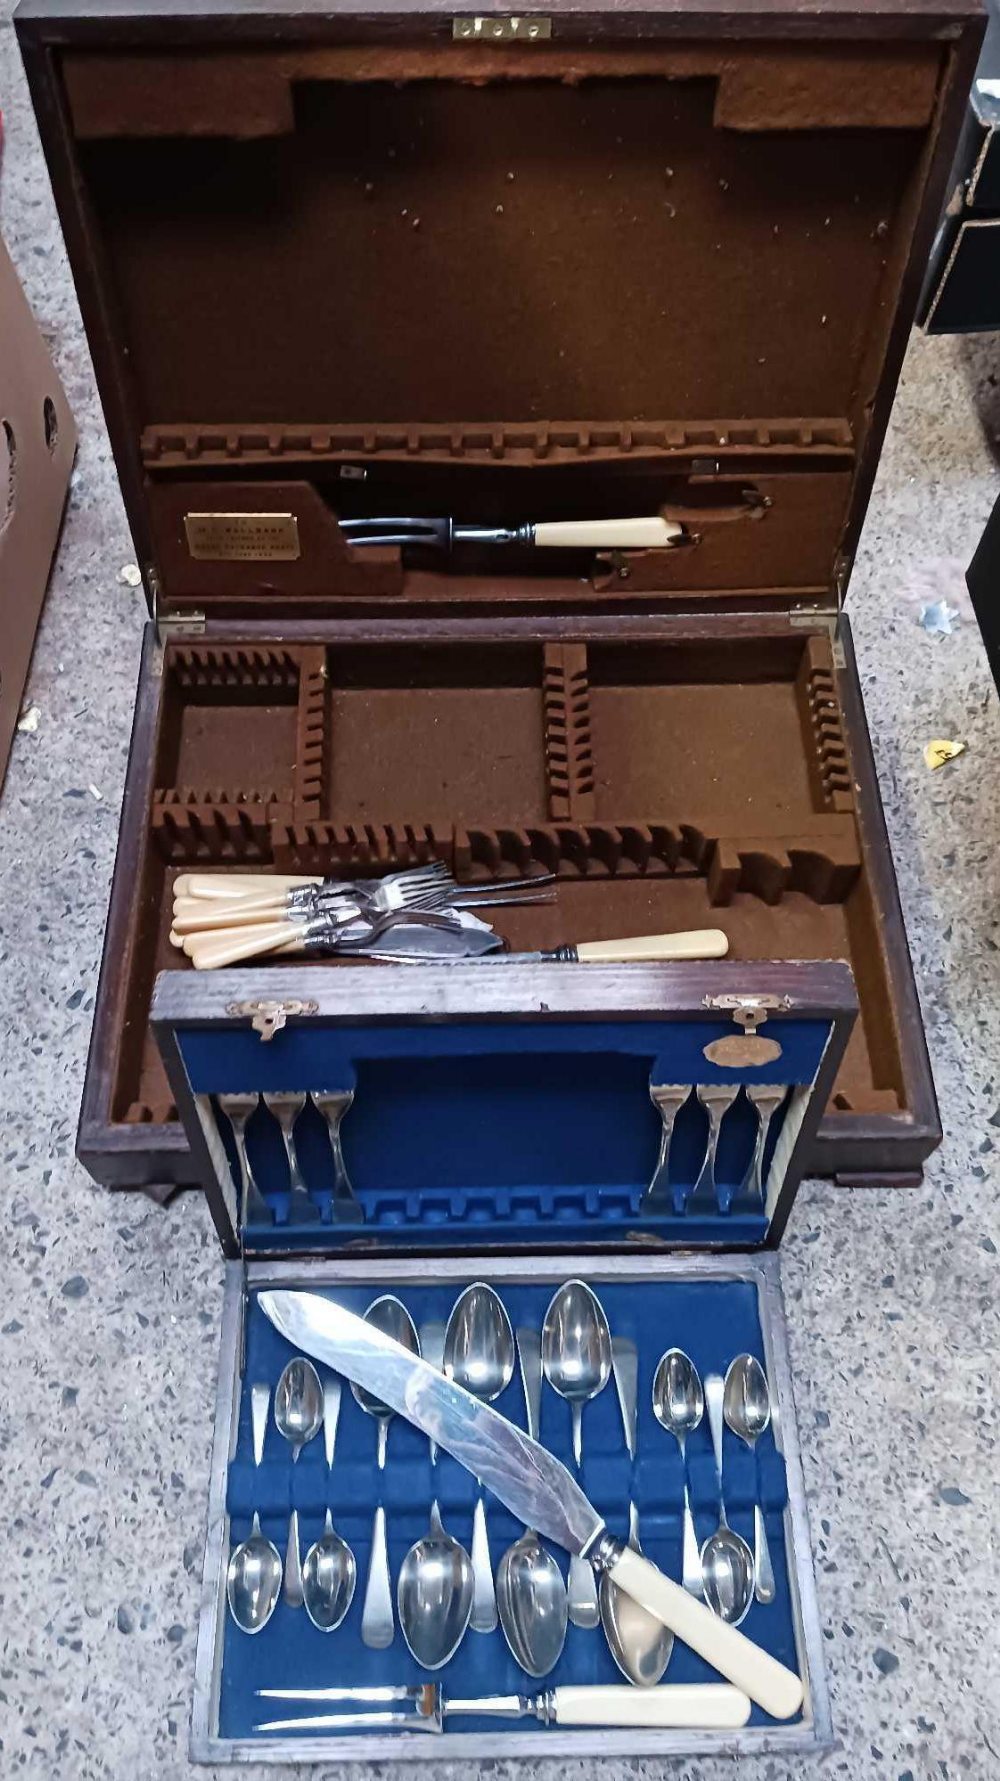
[575,929,729,963]
[606,1545,802,1720]
[532,517,683,549]
[549,1683,751,1728]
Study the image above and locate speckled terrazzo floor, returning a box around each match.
[2,17,1000,1781]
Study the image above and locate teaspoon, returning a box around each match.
[444,1283,515,1635]
[226,1513,282,1634]
[723,1353,776,1604]
[541,1280,612,1629]
[397,1502,475,1669]
[302,1510,357,1631]
[701,1373,755,1626]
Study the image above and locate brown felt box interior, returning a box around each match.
[19,17,967,1180]
[114,629,898,1130]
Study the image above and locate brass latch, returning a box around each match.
[702,992,793,1034]
[225,998,319,1042]
[453,15,552,39]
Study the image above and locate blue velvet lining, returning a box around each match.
[173,1017,831,1250]
[219,1276,798,1741]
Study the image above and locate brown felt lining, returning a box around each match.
[112,632,903,1127]
[66,61,933,624]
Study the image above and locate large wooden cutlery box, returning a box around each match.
[17,0,982,1199]
[17,6,981,1756]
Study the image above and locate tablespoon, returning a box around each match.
[274,1357,323,1608]
[599,1502,674,1686]
[226,1514,282,1634]
[541,1280,612,1629]
[652,1348,704,1597]
[397,1503,475,1670]
[302,1511,357,1631]
[496,1327,568,1677]
[701,1374,755,1626]
[353,1296,420,1648]
[393,1320,474,1668]
[444,1283,515,1634]
[723,1354,776,1604]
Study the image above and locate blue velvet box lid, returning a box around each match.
[151,958,857,1258]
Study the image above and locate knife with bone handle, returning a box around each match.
[258,1290,803,1721]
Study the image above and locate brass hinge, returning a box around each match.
[703,992,793,1033]
[226,997,319,1041]
[789,601,845,669]
[151,566,205,645]
[453,14,552,39]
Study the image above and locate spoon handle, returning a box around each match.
[470,1496,498,1633]
[611,1336,638,1460]
[516,1328,542,1443]
[360,1506,394,1649]
[250,1382,270,1468]
[568,1552,600,1629]
[681,1477,703,1596]
[704,1375,726,1509]
[754,1506,776,1604]
[284,1510,304,1608]
[323,1379,341,1469]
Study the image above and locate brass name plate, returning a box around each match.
[184,512,300,562]
[703,1035,783,1069]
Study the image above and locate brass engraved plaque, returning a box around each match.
[184,511,300,562]
[703,1035,783,1069]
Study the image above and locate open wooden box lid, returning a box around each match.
[17,0,982,627]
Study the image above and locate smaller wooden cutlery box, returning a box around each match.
[151,958,852,1760]
[16,0,983,1200]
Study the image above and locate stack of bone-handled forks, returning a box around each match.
[169,864,552,968]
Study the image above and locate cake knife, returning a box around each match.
[258,1289,802,1721]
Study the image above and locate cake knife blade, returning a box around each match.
[258,1289,802,1721]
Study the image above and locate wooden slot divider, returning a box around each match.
[796,636,855,813]
[543,641,596,822]
[292,645,327,819]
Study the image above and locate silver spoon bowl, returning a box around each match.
[302,1510,357,1632]
[497,1531,568,1678]
[397,1504,475,1670]
[226,1512,282,1634]
[599,1505,674,1686]
[700,1529,755,1626]
[540,1279,612,1467]
[274,1357,324,1458]
[351,1296,420,1466]
[443,1282,516,1403]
